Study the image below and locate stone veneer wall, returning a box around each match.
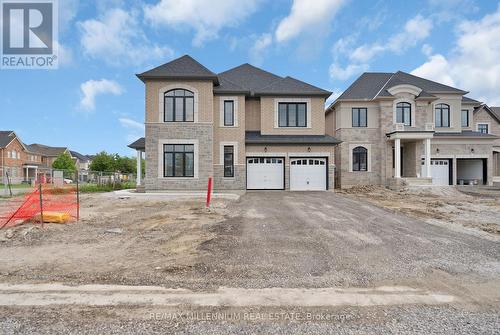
[145,123,213,190]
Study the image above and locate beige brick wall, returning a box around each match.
[145,80,214,123]
[245,98,261,131]
[474,108,500,147]
[260,96,326,135]
[213,95,246,165]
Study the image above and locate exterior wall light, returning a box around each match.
[436,148,440,153]
[471,148,475,153]
[307,147,311,152]
[264,147,267,152]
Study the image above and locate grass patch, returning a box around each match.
[0,183,32,189]
[79,182,136,193]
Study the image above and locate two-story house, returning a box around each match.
[326,71,498,188]
[0,131,43,184]
[129,55,340,192]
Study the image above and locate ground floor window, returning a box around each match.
[224,146,234,177]
[164,144,194,177]
[353,146,368,171]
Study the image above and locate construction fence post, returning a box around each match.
[76,171,80,221]
[206,177,212,208]
[39,183,44,228]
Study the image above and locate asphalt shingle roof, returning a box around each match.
[27,144,67,157]
[70,150,90,162]
[0,131,14,148]
[137,55,219,83]
[216,63,331,97]
[337,71,468,102]
[491,107,500,121]
[246,131,341,145]
[462,96,481,104]
[128,137,145,150]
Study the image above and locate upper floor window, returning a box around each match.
[352,108,367,127]
[278,102,307,127]
[396,102,411,126]
[461,109,469,127]
[224,100,234,126]
[164,89,194,122]
[435,103,450,127]
[352,146,368,172]
[477,123,489,134]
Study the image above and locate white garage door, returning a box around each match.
[421,159,450,185]
[247,157,284,190]
[290,158,327,191]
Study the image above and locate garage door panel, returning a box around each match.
[290,158,327,191]
[421,159,450,185]
[247,157,284,190]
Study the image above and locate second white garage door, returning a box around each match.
[290,158,327,191]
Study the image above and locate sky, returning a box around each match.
[1,0,500,156]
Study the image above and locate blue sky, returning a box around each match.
[1,0,499,156]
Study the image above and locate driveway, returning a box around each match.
[200,192,500,291]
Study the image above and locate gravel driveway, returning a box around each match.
[1,191,499,334]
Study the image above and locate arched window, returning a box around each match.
[353,146,368,172]
[435,103,450,127]
[164,89,194,122]
[396,102,411,126]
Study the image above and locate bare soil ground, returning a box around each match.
[339,186,500,235]
[0,194,230,287]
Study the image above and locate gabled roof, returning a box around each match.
[0,131,15,148]
[335,71,468,105]
[215,63,331,97]
[27,143,68,157]
[136,55,219,83]
[491,107,500,121]
[474,104,500,123]
[128,137,145,150]
[70,150,90,162]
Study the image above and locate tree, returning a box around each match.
[115,156,136,174]
[52,152,76,172]
[89,151,116,172]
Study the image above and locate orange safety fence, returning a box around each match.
[0,185,79,229]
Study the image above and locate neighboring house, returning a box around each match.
[0,131,43,184]
[70,150,91,171]
[472,105,500,181]
[326,71,498,188]
[129,55,340,191]
[27,144,69,169]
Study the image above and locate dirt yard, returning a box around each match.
[0,194,231,287]
[339,186,500,235]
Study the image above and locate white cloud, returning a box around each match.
[275,0,345,43]
[412,5,500,105]
[59,0,79,30]
[350,15,433,63]
[249,33,272,66]
[325,88,343,107]
[80,79,124,111]
[119,118,144,131]
[78,8,174,66]
[329,62,368,81]
[144,0,261,46]
[421,43,433,57]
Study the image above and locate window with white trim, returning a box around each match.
[477,123,489,134]
[163,144,194,177]
[164,89,194,122]
[461,110,469,127]
[396,102,411,126]
[352,146,368,172]
[224,100,234,126]
[435,103,450,127]
[352,108,367,127]
[223,146,234,177]
[278,102,307,127]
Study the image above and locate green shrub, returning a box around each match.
[79,182,135,193]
